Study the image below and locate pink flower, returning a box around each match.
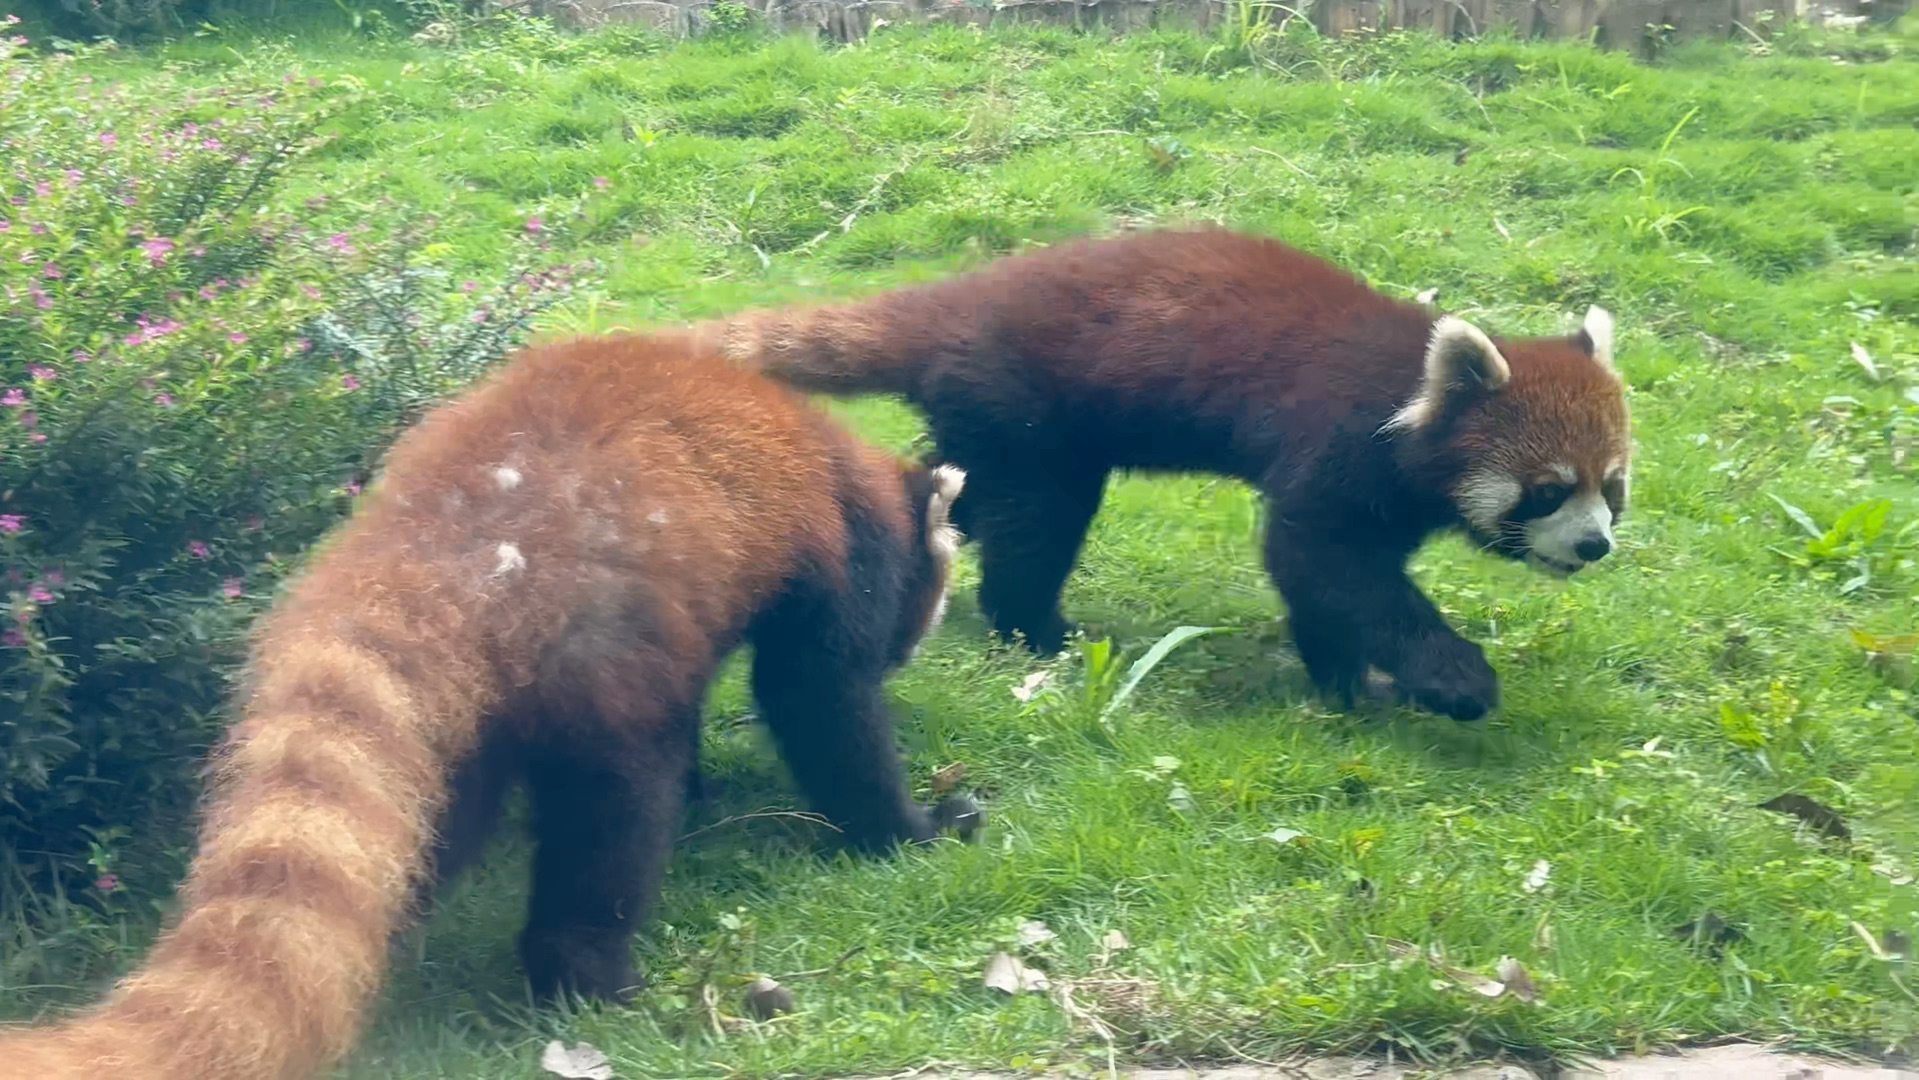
[301,283,322,300]
[221,577,244,598]
[18,412,38,429]
[28,585,51,603]
[28,366,54,381]
[33,181,50,198]
[345,479,363,496]
[593,176,609,190]
[325,232,354,254]
[28,286,49,310]
[94,873,118,892]
[0,514,23,534]
[28,433,46,443]
[1,628,23,648]
[341,374,361,391]
[98,131,117,147]
[525,216,544,233]
[63,169,82,188]
[188,540,209,559]
[154,392,175,406]
[227,332,247,344]
[0,218,9,233]
[42,263,61,280]
[141,237,175,266]
[72,349,91,363]
[1,389,24,407]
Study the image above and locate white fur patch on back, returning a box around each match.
[1381,315,1513,435]
[492,465,523,492]
[1581,306,1616,370]
[493,542,526,575]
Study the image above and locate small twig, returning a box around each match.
[1248,144,1314,179]
[778,943,868,980]
[678,809,838,842]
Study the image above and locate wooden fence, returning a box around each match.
[520,0,1904,55]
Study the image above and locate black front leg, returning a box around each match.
[1263,519,1498,720]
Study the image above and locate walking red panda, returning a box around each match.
[0,331,978,1080]
[691,225,1632,721]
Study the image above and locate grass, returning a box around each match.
[8,7,1919,1077]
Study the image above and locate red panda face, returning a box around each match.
[1383,307,1631,578]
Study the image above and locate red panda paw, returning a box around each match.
[1393,635,1500,721]
[929,793,985,843]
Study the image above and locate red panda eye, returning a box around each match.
[1530,483,1571,512]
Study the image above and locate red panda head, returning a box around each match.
[890,462,967,666]
[1382,307,1631,578]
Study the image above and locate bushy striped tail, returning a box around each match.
[0,610,490,1080]
[688,291,946,398]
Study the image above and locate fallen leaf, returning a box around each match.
[1259,826,1308,847]
[1849,341,1880,381]
[1758,793,1851,841]
[984,950,1050,994]
[743,975,796,1020]
[1495,956,1539,1003]
[1016,919,1057,948]
[1011,670,1051,702]
[1166,781,1195,814]
[1520,859,1552,894]
[541,1040,614,1080]
[929,761,967,794]
[1100,929,1131,954]
[1533,919,1556,953]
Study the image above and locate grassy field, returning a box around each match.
[20,9,1919,1077]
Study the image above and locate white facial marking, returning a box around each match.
[1546,462,1577,485]
[492,465,522,492]
[493,542,526,575]
[1454,468,1522,536]
[1582,306,1616,370]
[1380,315,1513,435]
[1524,491,1614,575]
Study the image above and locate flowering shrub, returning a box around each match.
[0,22,594,965]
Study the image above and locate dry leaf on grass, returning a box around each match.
[929,761,967,794]
[1520,859,1552,894]
[1016,919,1057,948]
[1495,956,1539,1003]
[540,1040,614,1080]
[1850,341,1880,381]
[1011,670,1052,702]
[984,950,1050,994]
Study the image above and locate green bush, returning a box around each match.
[0,23,593,977]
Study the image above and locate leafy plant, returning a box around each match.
[1767,494,1917,595]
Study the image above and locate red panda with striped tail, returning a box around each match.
[0,330,978,1080]
[692,226,1632,722]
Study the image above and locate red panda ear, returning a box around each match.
[1573,305,1616,371]
[1380,315,1511,435]
[925,464,966,560]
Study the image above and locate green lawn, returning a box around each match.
[26,10,1919,1077]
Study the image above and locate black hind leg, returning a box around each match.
[752,637,973,853]
[961,464,1106,656]
[518,722,694,1005]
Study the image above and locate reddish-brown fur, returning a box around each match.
[692,225,1631,719]
[0,331,973,1080]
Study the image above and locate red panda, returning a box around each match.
[0,331,978,1080]
[691,225,1631,721]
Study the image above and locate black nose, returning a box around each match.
[1575,535,1613,562]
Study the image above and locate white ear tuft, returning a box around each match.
[1380,315,1511,435]
[925,464,966,561]
[931,463,966,505]
[1579,305,1616,370]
